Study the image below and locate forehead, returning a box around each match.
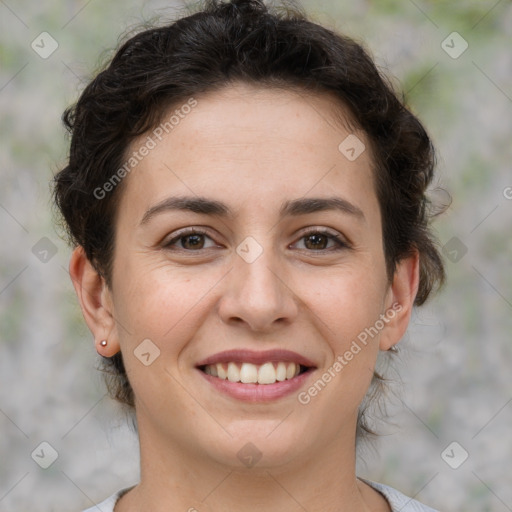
[155,84,366,164]
[118,83,379,224]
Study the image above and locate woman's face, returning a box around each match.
[87,83,417,470]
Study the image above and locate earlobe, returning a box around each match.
[69,246,120,357]
[379,250,420,351]
[97,338,117,357]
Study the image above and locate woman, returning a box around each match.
[53,1,445,510]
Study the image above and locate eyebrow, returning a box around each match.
[139,195,365,225]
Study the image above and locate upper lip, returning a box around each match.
[196,349,317,368]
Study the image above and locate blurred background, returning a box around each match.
[1,0,511,510]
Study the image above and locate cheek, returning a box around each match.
[301,268,387,347]
[112,258,225,348]
[317,284,384,386]
[297,268,387,402]
[111,265,224,405]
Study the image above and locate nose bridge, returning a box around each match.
[219,235,297,330]
[239,250,282,301]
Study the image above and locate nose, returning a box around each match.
[217,244,299,333]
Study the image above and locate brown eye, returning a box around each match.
[294,230,348,252]
[304,233,329,250]
[180,234,206,250]
[164,229,217,251]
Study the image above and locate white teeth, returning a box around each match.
[258,362,276,384]
[217,363,227,380]
[227,362,239,382]
[276,362,287,381]
[203,361,303,384]
[240,363,258,383]
[204,363,218,377]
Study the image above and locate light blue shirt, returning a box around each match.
[81,480,440,511]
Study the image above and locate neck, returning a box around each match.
[116,414,383,512]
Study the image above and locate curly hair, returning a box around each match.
[53,0,446,436]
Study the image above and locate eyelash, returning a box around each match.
[163,227,350,253]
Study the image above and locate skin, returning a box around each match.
[71,82,419,512]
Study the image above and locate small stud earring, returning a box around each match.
[100,340,107,347]
[389,344,399,353]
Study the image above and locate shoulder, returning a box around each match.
[80,487,134,512]
[362,478,440,512]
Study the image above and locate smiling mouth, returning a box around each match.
[199,362,311,385]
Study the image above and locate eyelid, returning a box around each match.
[162,226,351,252]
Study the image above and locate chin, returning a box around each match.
[196,421,308,471]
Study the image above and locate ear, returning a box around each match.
[69,246,120,357]
[379,250,420,351]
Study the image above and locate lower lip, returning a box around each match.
[197,368,315,402]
